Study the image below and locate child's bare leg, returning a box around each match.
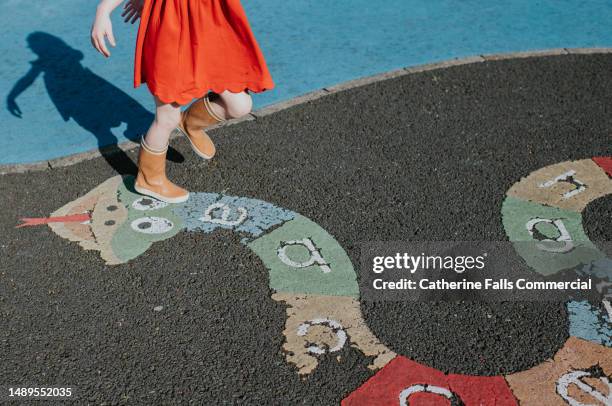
[144,97,182,151]
[208,90,253,120]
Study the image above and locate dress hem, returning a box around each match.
[136,80,275,105]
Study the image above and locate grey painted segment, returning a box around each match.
[405,55,485,73]
[219,114,256,126]
[48,142,140,169]
[324,57,487,94]
[251,90,330,118]
[324,68,408,93]
[0,48,604,174]
[482,48,568,61]
[565,47,612,55]
[0,160,50,175]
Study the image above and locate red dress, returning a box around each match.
[134,0,275,105]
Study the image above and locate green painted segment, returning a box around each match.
[502,196,605,276]
[248,214,359,297]
[111,177,184,263]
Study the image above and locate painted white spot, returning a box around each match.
[539,170,587,200]
[131,217,174,234]
[200,203,248,227]
[399,384,454,406]
[526,218,574,253]
[132,197,169,211]
[297,318,347,354]
[603,299,612,321]
[596,281,612,296]
[277,238,332,273]
[556,370,612,406]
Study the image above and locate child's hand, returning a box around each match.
[91,8,116,58]
[7,99,22,118]
[122,0,144,24]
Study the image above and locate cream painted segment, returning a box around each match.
[49,175,125,264]
[506,337,612,405]
[507,159,612,212]
[556,370,612,406]
[297,318,347,354]
[272,292,395,375]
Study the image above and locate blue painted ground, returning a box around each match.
[2,0,612,164]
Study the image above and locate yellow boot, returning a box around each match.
[134,138,189,204]
[177,94,224,159]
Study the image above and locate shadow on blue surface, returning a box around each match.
[5,32,155,174]
[2,1,612,165]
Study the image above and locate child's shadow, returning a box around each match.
[6,32,182,175]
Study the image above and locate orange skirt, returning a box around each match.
[134,0,275,105]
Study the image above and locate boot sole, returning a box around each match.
[176,125,215,160]
[134,185,189,204]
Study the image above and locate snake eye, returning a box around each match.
[131,217,174,234]
[132,197,169,211]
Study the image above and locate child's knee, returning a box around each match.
[154,109,181,131]
[223,92,253,118]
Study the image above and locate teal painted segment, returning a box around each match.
[173,193,295,239]
[567,300,612,347]
[111,177,184,263]
[502,196,605,276]
[247,214,359,298]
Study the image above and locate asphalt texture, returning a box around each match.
[2,53,612,404]
[585,194,612,256]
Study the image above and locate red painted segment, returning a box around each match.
[593,156,612,177]
[342,356,517,406]
[16,213,91,228]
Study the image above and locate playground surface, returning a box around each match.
[2,0,612,164]
[2,51,611,404]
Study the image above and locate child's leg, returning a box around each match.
[145,97,182,151]
[177,91,252,161]
[208,91,253,120]
[135,96,189,204]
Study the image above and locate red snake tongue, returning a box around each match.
[16,213,92,228]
